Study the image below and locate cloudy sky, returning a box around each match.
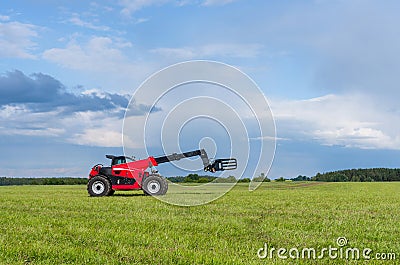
[1,0,399,178]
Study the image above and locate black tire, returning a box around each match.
[142,175,168,196]
[87,175,111,197]
[107,189,115,196]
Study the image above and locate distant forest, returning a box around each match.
[170,169,400,183]
[0,177,87,186]
[1,168,399,186]
[167,174,257,183]
[0,175,256,186]
[312,168,400,182]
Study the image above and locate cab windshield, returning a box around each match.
[112,156,135,166]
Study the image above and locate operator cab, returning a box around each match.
[97,155,136,177]
[105,155,135,166]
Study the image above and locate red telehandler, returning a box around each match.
[87,149,237,196]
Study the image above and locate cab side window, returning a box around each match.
[112,157,126,165]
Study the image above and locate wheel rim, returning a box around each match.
[147,180,161,194]
[92,180,105,194]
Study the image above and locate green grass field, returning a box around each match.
[0,182,399,264]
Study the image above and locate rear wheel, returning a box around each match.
[87,175,111,197]
[142,175,168,196]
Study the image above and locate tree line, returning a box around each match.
[0,175,259,186]
[167,173,272,183]
[167,174,251,183]
[0,177,87,186]
[312,168,400,182]
[1,168,399,186]
[179,169,400,183]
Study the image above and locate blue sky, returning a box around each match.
[1,0,400,178]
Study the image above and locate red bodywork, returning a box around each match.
[88,156,158,191]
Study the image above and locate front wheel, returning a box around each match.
[142,175,168,196]
[88,175,111,197]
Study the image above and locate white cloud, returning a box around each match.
[271,93,400,150]
[119,0,170,16]
[68,13,110,31]
[61,110,122,147]
[89,2,114,12]
[66,111,144,148]
[42,36,156,92]
[0,68,165,150]
[62,110,124,147]
[151,47,196,59]
[0,106,127,148]
[202,0,236,6]
[0,77,147,148]
[150,43,263,59]
[135,17,150,24]
[251,136,289,141]
[0,105,66,137]
[42,36,140,76]
[71,127,123,147]
[43,37,123,70]
[0,21,38,59]
[0,15,10,21]
[119,0,237,16]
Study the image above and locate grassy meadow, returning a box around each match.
[0,182,399,264]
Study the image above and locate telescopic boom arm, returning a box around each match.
[153,148,237,172]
